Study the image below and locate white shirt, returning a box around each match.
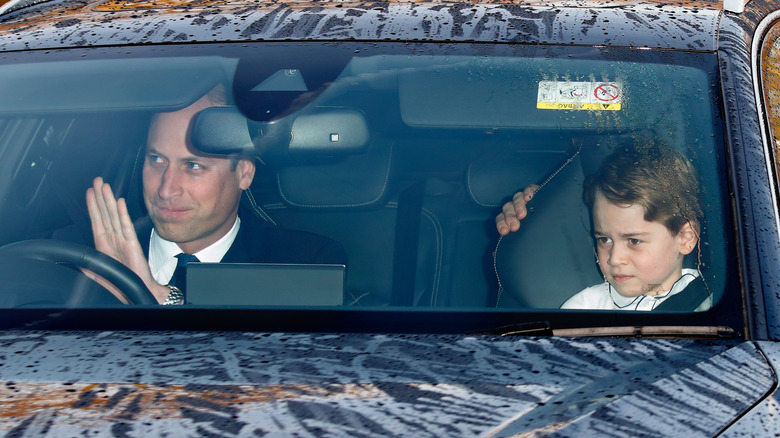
[148,216,241,285]
[560,269,708,311]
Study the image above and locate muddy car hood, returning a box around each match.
[0,331,773,436]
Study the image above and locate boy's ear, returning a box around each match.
[678,221,698,255]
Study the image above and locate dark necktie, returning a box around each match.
[168,253,200,300]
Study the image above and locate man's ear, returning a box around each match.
[678,221,699,255]
[237,158,256,190]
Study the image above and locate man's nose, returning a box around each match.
[157,166,183,199]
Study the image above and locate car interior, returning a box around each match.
[0,42,736,312]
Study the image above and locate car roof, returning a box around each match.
[0,0,727,52]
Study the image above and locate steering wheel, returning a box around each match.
[0,239,157,305]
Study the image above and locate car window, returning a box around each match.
[0,43,738,327]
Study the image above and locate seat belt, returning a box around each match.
[390,181,426,306]
[654,275,711,311]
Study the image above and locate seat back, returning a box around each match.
[473,143,602,308]
[263,138,442,307]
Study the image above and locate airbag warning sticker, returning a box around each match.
[537,81,622,110]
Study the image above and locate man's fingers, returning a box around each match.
[86,187,105,237]
[100,181,123,233]
[90,177,115,233]
[116,198,137,241]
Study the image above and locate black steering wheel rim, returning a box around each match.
[0,240,157,305]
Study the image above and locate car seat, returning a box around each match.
[488,139,604,308]
[254,114,442,307]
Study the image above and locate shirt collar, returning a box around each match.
[148,216,241,282]
[610,269,700,309]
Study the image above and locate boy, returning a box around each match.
[495,144,711,311]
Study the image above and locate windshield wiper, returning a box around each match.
[552,326,736,338]
[471,321,553,336]
[471,323,736,338]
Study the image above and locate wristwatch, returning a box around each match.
[162,285,184,305]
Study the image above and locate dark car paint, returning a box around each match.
[0,331,773,436]
[0,0,722,52]
[719,4,780,341]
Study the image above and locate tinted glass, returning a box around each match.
[0,43,735,323]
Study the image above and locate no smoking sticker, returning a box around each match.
[537,81,622,110]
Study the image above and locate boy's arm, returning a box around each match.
[495,185,539,235]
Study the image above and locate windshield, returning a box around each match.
[0,42,739,332]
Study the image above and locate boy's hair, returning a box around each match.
[583,144,703,235]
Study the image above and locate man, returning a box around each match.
[87,86,345,304]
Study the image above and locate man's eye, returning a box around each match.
[187,162,203,170]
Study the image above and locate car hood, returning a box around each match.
[0,331,772,436]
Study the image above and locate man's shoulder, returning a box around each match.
[228,212,347,265]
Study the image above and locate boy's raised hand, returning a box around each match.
[495,185,539,235]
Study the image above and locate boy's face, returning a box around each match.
[592,191,697,298]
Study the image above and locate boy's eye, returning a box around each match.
[628,238,642,246]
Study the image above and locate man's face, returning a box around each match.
[142,99,255,255]
[592,191,695,298]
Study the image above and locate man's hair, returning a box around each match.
[583,143,703,235]
[202,83,230,107]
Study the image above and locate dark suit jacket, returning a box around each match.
[51,207,346,305]
[135,207,347,266]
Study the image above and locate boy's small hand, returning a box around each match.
[495,185,539,235]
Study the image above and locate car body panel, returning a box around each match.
[0,331,773,436]
[719,340,780,436]
[0,0,721,51]
[719,6,780,340]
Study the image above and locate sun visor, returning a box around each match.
[0,57,236,113]
[395,58,681,130]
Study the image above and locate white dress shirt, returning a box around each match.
[148,216,241,285]
[560,269,709,311]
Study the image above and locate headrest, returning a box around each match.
[277,139,393,209]
[492,157,602,307]
[467,148,573,208]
